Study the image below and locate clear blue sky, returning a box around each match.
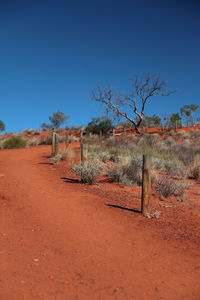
[0,0,199,132]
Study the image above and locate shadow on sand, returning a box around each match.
[61,177,80,184]
[106,204,141,214]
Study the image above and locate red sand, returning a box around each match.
[0,143,200,299]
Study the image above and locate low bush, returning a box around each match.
[68,136,79,143]
[154,176,177,198]
[27,137,40,146]
[154,176,190,199]
[96,151,111,162]
[172,142,195,165]
[189,165,200,181]
[0,138,6,149]
[58,135,66,143]
[106,164,125,183]
[72,159,102,184]
[164,160,185,177]
[83,134,100,144]
[106,155,142,186]
[152,157,166,170]
[59,148,74,161]
[40,135,53,145]
[51,155,60,165]
[3,135,28,149]
[173,181,192,199]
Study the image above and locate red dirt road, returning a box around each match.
[0,145,199,299]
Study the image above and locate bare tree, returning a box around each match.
[91,73,176,134]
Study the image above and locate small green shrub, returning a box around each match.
[3,135,28,149]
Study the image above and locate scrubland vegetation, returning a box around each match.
[72,130,200,201]
[1,104,200,203]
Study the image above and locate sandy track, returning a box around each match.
[0,145,199,299]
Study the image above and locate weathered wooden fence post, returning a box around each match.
[180,118,183,128]
[141,155,151,217]
[54,133,59,156]
[80,131,83,144]
[52,132,59,156]
[112,128,115,136]
[52,132,55,156]
[81,144,88,182]
[99,130,102,141]
[65,134,69,150]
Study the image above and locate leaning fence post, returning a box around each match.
[141,155,151,217]
[81,144,88,182]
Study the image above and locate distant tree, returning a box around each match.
[116,120,134,129]
[65,125,82,131]
[163,114,171,128]
[180,104,199,124]
[134,114,161,128]
[41,111,70,130]
[41,122,52,131]
[0,120,5,132]
[91,73,176,134]
[170,113,180,127]
[86,116,113,135]
[49,111,69,129]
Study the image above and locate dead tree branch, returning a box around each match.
[91,74,176,134]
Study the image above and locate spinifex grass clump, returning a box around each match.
[3,135,28,149]
[154,176,191,200]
